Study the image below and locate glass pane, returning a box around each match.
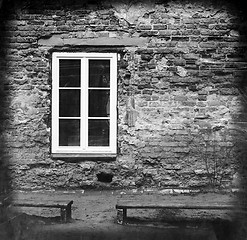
[88,120,109,146]
[89,60,110,87]
[59,59,80,87]
[59,90,80,117]
[89,90,110,117]
[59,119,80,146]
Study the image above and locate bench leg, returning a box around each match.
[60,202,73,223]
[60,208,66,222]
[117,208,127,224]
[66,205,72,221]
[60,206,72,223]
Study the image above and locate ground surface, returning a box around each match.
[1,189,243,240]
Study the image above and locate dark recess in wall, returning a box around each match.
[97,172,113,183]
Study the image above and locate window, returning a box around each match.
[51,53,117,157]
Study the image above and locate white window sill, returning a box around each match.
[51,153,117,159]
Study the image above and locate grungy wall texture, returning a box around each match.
[0,0,247,190]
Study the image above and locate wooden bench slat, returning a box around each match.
[116,203,235,210]
[13,201,73,209]
[13,203,67,208]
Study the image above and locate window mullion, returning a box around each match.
[81,58,88,150]
[85,58,89,149]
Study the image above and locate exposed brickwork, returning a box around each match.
[0,0,247,190]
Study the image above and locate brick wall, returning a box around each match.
[0,0,247,190]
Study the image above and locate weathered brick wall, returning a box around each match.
[0,0,247,190]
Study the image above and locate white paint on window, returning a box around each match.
[52,52,117,156]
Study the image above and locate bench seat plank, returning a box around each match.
[116,203,235,210]
[13,201,72,209]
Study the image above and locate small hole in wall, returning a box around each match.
[96,172,113,183]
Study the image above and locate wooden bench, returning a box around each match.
[12,200,73,223]
[116,201,236,224]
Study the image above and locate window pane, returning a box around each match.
[88,120,109,146]
[59,119,80,146]
[89,90,110,117]
[59,90,80,117]
[89,60,110,87]
[59,59,80,87]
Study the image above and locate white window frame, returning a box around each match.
[51,52,117,157]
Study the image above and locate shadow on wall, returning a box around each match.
[0,1,14,239]
[227,1,247,239]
